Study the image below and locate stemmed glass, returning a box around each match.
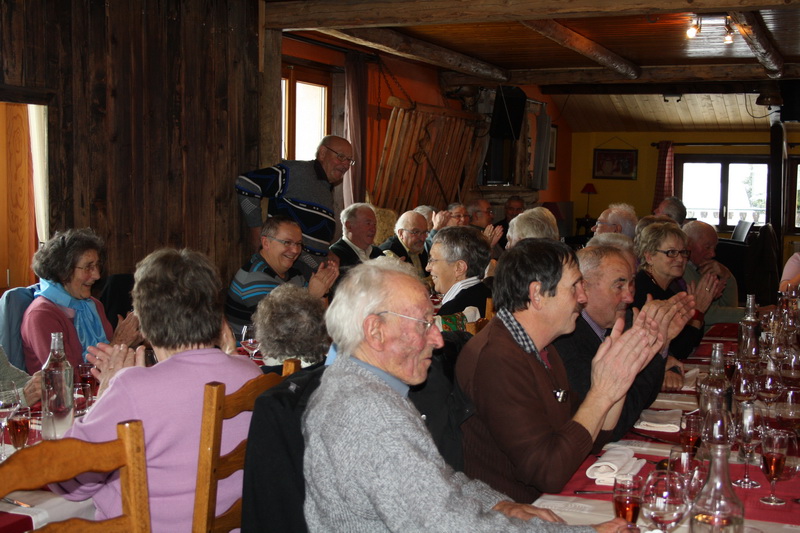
[760,429,792,505]
[640,470,689,532]
[732,402,764,488]
[680,413,703,455]
[731,361,758,405]
[776,388,800,438]
[668,446,706,501]
[0,380,21,461]
[240,324,261,361]
[757,363,785,421]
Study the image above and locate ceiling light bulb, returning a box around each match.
[724,32,733,44]
[686,25,699,38]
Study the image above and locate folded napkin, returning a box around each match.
[634,408,682,433]
[586,446,646,486]
[681,367,700,391]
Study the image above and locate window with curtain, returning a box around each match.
[281,64,332,161]
[675,154,768,230]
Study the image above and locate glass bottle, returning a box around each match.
[42,332,74,439]
[698,343,731,416]
[737,294,759,363]
[689,444,744,532]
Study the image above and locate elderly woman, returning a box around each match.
[633,222,718,359]
[252,283,330,374]
[426,226,492,317]
[21,228,140,373]
[51,248,261,531]
[505,207,559,248]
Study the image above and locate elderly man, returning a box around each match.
[235,135,353,266]
[302,258,626,532]
[654,196,687,225]
[682,220,744,325]
[225,216,338,337]
[380,210,429,278]
[427,226,492,317]
[329,203,382,268]
[552,246,692,440]
[456,239,663,503]
[592,204,637,239]
[498,195,525,249]
[506,207,560,247]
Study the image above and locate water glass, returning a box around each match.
[73,383,93,416]
[668,446,706,500]
[680,413,703,453]
[8,406,30,451]
[613,474,642,523]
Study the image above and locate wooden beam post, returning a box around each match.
[729,11,784,78]
[519,20,640,80]
[259,29,282,167]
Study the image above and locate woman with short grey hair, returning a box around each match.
[426,226,492,317]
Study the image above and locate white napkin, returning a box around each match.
[585,446,646,486]
[634,408,682,433]
[681,368,700,391]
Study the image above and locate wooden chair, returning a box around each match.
[281,358,302,376]
[192,373,283,533]
[485,298,495,320]
[0,419,151,532]
[465,318,489,335]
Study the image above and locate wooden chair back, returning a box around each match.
[465,318,490,335]
[192,373,283,533]
[485,298,495,319]
[281,358,302,376]
[0,420,151,533]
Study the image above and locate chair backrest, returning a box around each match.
[0,419,151,532]
[0,284,39,371]
[485,297,495,319]
[730,219,753,242]
[193,373,283,533]
[281,358,302,376]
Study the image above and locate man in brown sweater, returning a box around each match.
[456,239,663,503]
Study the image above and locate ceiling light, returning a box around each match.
[756,83,784,108]
[686,16,701,38]
[723,18,734,44]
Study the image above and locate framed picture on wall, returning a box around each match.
[548,125,557,170]
[592,148,637,180]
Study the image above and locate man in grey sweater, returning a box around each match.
[301,258,627,532]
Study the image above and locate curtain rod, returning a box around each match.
[650,141,799,148]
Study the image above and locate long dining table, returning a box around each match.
[533,323,800,532]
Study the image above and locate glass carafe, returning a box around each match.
[689,444,744,532]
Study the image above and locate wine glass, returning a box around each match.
[640,470,689,532]
[612,474,641,523]
[760,429,792,505]
[8,406,30,451]
[668,446,706,501]
[733,402,764,488]
[680,413,703,454]
[0,380,21,461]
[240,324,261,361]
[757,363,785,421]
[776,387,800,438]
[731,361,758,405]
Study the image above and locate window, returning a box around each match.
[281,64,331,161]
[790,157,800,231]
[675,154,768,230]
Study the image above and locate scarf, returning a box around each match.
[35,278,108,359]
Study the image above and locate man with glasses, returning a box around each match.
[379,211,430,279]
[225,216,338,338]
[302,258,626,531]
[591,203,637,239]
[235,135,354,268]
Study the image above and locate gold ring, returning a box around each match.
[705,287,710,291]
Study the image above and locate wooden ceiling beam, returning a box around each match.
[314,28,507,81]
[263,0,798,30]
[728,11,785,78]
[519,19,640,79]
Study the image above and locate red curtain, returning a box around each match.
[344,52,368,205]
[652,140,674,212]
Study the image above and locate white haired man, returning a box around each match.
[302,258,628,532]
[379,210,429,278]
[329,203,382,267]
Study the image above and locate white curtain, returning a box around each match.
[27,104,48,243]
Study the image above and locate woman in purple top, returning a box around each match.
[51,248,262,532]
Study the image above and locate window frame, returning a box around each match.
[281,63,332,161]
[674,153,770,232]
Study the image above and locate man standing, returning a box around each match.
[552,246,691,440]
[329,203,382,268]
[456,239,662,503]
[225,216,338,336]
[235,135,353,266]
[380,211,429,279]
[682,220,744,325]
[302,259,625,532]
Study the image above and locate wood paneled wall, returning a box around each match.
[0,0,263,286]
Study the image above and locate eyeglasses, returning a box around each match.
[402,229,429,237]
[594,220,614,226]
[322,145,356,167]
[450,213,469,219]
[266,235,304,249]
[376,311,435,332]
[474,209,494,216]
[655,249,691,259]
[75,262,103,274]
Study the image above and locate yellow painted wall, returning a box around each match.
[570,130,800,222]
